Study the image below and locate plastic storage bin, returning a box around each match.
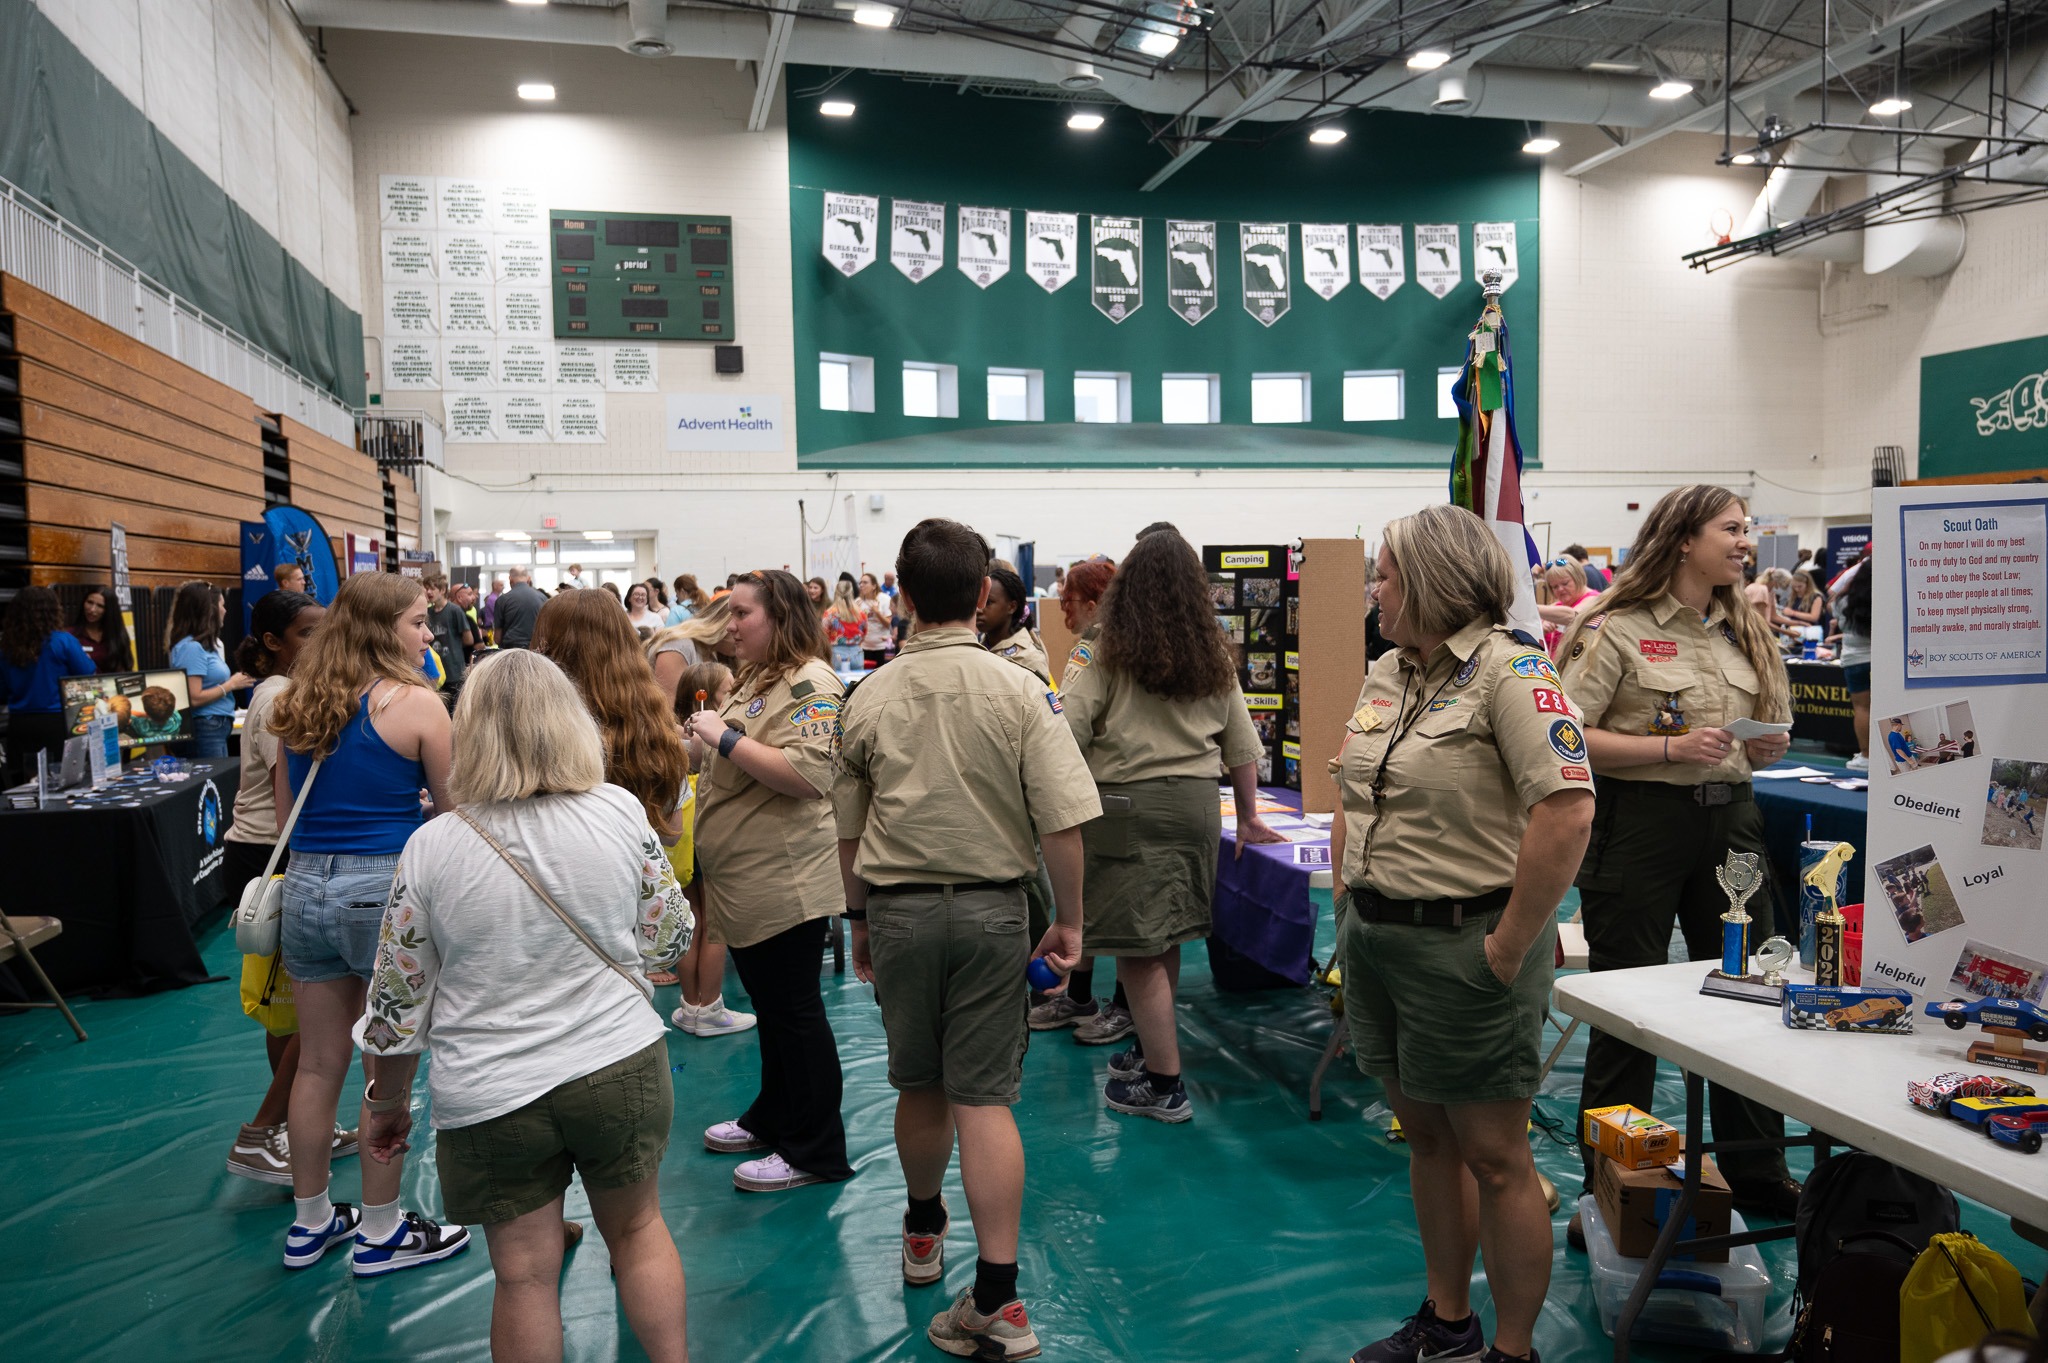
[1580,1195,1772,1352]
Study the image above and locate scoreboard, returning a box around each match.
[549,211,734,341]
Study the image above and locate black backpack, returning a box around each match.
[1790,1153,1960,1363]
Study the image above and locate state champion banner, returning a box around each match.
[1025,211,1077,292]
[1300,223,1350,300]
[1091,215,1143,322]
[822,191,878,276]
[891,199,945,282]
[957,206,1011,289]
[1240,222,1291,326]
[1166,220,1217,325]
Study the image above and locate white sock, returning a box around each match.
[701,995,724,1018]
[360,1198,403,1243]
[293,1189,334,1230]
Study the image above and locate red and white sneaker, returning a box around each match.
[927,1288,1040,1359]
[902,1200,949,1285]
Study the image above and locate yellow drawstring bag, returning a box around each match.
[239,951,298,1037]
[1899,1232,2036,1363]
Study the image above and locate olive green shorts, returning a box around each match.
[868,885,1031,1106]
[435,1039,673,1226]
[1339,904,1555,1106]
[1081,776,1221,956]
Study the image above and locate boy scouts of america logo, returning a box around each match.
[746,697,766,718]
[1454,655,1480,686]
[1907,647,1925,668]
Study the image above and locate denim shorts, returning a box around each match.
[281,853,400,984]
[191,711,234,760]
[1841,661,1871,694]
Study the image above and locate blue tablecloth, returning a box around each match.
[1212,786,1327,986]
[1754,765,1868,922]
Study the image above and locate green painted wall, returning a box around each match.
[0,0,366,406]
[786,67,1539,469]
[1920,335,2048,478]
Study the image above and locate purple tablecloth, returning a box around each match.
[1211,786,1328,985]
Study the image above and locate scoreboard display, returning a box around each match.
[548,210,734,341]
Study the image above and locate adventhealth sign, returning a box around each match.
[666,394,785,452]
[1920,335,2048,478]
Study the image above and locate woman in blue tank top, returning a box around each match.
[265,573,470,1278]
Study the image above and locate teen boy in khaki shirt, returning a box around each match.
[836,518,1099,1361]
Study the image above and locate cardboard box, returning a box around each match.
[1781,983,1913,1034]
[1592,1154,1732,1264]
[1582,1104,1682,1169]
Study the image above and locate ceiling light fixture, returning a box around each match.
[1134,28,1180,58]
[1870,96,1913,117]
[1067,111,1106,131]
[516,82,556,101]
[1649,78,1693,100]
[1406,50,1451,70]
[1730,152,1757,165]
[1522,136,1560,154]
[852,5,896,27]
[1586,60,1638,73]
[820,100,856,117]
[582,530,615,541]
[507,0,547,7]
[1309,126,1346,145]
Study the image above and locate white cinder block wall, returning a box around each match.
[329,30,2047,578]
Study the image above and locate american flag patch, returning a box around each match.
[1046,691,1063,714]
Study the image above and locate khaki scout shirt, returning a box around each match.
[1336,619,1591,901]
[987,626,1052,685]
[1061,642,1266,785]
[834,627,1100,885]
[1058,624,1099,692]
[1560,593,1781,787]
[694,657,845,948]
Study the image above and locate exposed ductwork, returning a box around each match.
[625,0,672,58]
[1862,150,1967,276]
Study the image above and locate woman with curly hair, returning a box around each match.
[684,568,853,1191]
[2,585,93,785]
[67,584,134,673]
[1059,530,1284,1120]
[266,572,468,1277]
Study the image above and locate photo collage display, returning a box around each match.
[1203,543,1300,790]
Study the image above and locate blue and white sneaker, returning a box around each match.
[282,1202,361,1269]
[1104,1071,1192,1123]
[351,1211,471,1278]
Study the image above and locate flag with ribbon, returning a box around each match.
[1449,277,1542,638]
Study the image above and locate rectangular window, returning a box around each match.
[1074,371,1131,424]
[1161,374,1219,424]
[987,368,1045,421]
[1251,373,1310,424]
[903,362,959,419]
[819,352,875,412]
[1343,371,1403,422]
[1437,367,1462,420]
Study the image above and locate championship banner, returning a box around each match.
[1091,215,1143,323]
[1239,222,1291,327]
[822,191,879,276]
[1473,222,1520,290]
[1416,224,1462,298]
[891,199,945,282]
[957,206,1011,289]
[1025,211,1078,293]
[1166,220,1217,325]
[1300,223,1350,300]
[1358,224,1406,299]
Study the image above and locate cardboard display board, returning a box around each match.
[1039,609,1076,682]
[1863,485,2047,1006]
[1295,538,1369,815]
[1203,544,1298,789]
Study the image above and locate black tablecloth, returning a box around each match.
[1754,765,1868,924]
[0,760,240,996]
[1787,660,1858,754]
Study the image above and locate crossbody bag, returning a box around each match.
[455,809,653,1001]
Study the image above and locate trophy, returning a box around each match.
[1807,841,1857,988]
[1756,936,1794,988]
[1700,852,1784,1004]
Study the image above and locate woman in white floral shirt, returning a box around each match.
[359,649,695,1363]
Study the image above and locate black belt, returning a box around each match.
[867,880,1020,897]
[1350,885,1512,928]
[1624,778,1753,807]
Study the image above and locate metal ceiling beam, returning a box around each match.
[1563,0,2007,177]
[748,8,798,131]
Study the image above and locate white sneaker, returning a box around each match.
[1845,753,1870,771]
[733,1152,827,1192]
[683,996,758,1037]
[670,1001,699,1029]
[704,1120,770,1154]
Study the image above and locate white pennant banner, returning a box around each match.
[891,199,945,282]
[1357,224,1407,299]
[1472,221,1520,291]
[822,191,878,277]
[1300,223,1350,300]
[1024,211,1078,293]
[1415,224,1462,298]
[956,206,1011,288]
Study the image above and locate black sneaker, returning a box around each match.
[1106,1042,1145,1081]
[1482,1348,1539,1363]
[1104,1071,1191,1123]
[1349,1298,1485,1363]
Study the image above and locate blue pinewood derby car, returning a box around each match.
[1923,997,2048,1041]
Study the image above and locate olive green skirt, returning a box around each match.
[1081,776,1221,956]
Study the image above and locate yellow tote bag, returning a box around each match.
[239,952,298,1037]
[664,775,697,886]
[1900,1232,2036,1363]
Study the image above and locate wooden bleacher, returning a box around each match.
[0,271,421,594]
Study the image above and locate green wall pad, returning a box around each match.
[3,902,2038,1360]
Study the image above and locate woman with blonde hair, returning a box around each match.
[685,569,852,1191]
[648,594,735,706]
[265,572,468,1277]
[1536,557,1598,659]
[1557,485,1801,1238]
[359,649,693,1363]
[825,577,864,672]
